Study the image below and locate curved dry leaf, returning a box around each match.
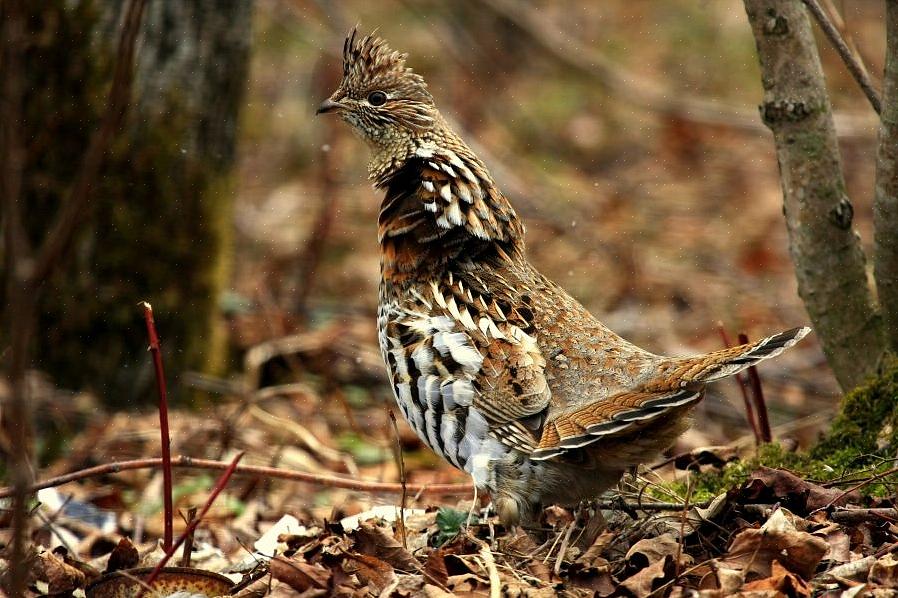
[352,521,422,573]
[620,555,671,597]
[36,550,86,594]
[722,508,828,580]
[269,555,331,591]
[870,553,898,589]
[343,552,396,593]
[626,532,693,569]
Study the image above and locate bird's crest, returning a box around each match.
[340,27,429,99]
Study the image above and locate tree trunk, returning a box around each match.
[875,2,898,355]
[743,0,885,391]
[8,0,252,406]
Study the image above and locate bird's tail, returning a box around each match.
[666,326,811,385]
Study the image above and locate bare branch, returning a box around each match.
[874,1,898,353]
[801,0,882,114]
[0,456,475,499]
[743,0,885,390]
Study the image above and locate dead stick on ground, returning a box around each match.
[738,333,771,443]
[141,302,173,552]
[388,409,408,549]
[139,452,244,595]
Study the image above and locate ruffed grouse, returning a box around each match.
[317,30,810,526]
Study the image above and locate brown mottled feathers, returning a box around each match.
[320,28,811,523]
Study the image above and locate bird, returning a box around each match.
[316,29,810,528]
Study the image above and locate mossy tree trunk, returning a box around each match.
[743,0,888,391]
[6,0,252,407]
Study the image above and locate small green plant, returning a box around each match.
[434,507,468,546]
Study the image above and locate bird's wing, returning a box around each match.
[530,387,703,460]
[383,276,551,455]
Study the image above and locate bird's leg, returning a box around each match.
[466,485,479,527]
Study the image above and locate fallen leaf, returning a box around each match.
[870,553,898,588]
[35,550,85,593]
[620,555,671,597]
[423,547,450,588]
[742,560,811,597]
[722,508,828,579]
[739,467,855,513]
[626,532,693,569]
[270,555,331,591]
[343,552,395,593]
[352,521,422,572]
[105,537,139,573]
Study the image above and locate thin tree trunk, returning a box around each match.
[875,1,898,355]
[743,0,885,391]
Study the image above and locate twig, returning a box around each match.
[141,302,173,552]
[0,455,474,499]
[553,521,575,577]
[718,324,759,444]
[477,540,502,598]
[801,0,882,114]
[139,452,244,595]
[179,506,198,567]
[820,465,898,511]
[387,410,408,550]
[739,333,771,443]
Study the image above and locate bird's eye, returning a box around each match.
[367,91,387,106]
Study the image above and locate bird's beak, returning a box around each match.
[316,98,342,115]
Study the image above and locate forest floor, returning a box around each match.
[4,1,894,595]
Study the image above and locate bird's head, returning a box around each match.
[317,29,436,147]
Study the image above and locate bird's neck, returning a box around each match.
[374,124,524,285]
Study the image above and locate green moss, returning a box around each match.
[654,362,898,503]
[812,357,898,466]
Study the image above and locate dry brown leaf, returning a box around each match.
[270,555,331,591]
[576,530,616,568]
[423,547,450,588]
[620,555,671,597]
[105,537,139,573]
[344,552,395,593]
[34,550,86,594]
[722,508,828,580]
[739,467,855,513]
[741,560,811,597]
[352,521,422,573]
[543,505,574,527]
[626,532,693,569]
[870,554,898,589]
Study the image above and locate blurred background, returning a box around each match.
[3,0,886,514]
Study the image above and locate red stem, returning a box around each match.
[141,301,173,552]
[739,333,771,443]
[140,452,244,593]
[718,325,760,445]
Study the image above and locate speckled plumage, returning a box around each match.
[318,29,810,526]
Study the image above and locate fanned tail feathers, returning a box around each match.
[530,326,811,461]
[677,326,812,384]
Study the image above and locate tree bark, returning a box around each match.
[875,1,898,355]
[9,0,252,406]
[743,0,885,391]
